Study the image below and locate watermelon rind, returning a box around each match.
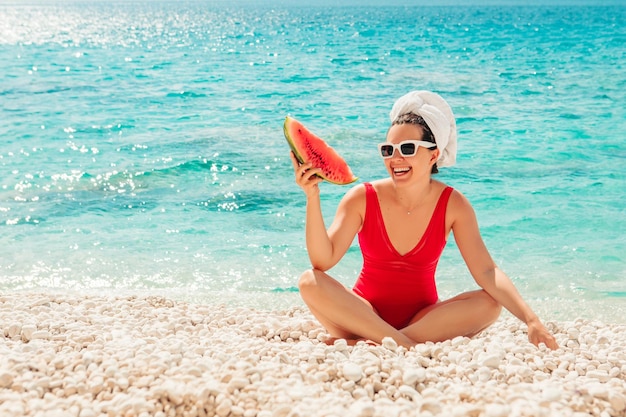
[283,119,306,166]
[283,116,358,185]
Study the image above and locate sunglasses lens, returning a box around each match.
[380,145,394,157]
[400,142,416,156]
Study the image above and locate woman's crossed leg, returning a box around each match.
[298,268,501,348]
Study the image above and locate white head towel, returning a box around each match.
[389,90,457,168]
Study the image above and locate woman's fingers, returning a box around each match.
[289,151,301,169]
[528,324,559,350]
[290,152,324,196]
[291,153,322,184]
[299,166,323,185]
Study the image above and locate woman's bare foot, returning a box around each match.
[324,337,378,346]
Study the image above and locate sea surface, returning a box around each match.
[1,1,624,322]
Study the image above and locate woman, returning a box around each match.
[291,90,558,349]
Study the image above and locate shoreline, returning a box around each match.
[1,292,625,417]
[5,286,625,325]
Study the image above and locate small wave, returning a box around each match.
[456,116,479,124]
[74,159,219,196]
[271,286,299,293]
[559,113,582,120]
[520,89,542,96]
[165,91,207,98]
[1,215,44,227]
[280,74,330,83]
[143,159,214,177]
[199,189,295,213]
[356,29,376,38]
[603,291,626,298]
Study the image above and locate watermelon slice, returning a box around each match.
[283,116,358,185]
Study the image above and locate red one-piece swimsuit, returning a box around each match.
[353,182,453,329]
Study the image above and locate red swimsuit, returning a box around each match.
[353,183,453,329]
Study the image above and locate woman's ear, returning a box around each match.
[430,148,440,165]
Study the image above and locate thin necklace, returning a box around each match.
[400,196,425,215]
[398,185,431,215]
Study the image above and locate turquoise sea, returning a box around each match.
[1,2,624,322]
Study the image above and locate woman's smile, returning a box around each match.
[392,166,412,177]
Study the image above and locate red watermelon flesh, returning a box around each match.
[283,116,358,185]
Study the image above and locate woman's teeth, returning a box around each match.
[393,167,411,175]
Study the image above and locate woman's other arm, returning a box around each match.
[449,190,558,349]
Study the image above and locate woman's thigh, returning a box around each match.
[402,289,501,342]
[300,269,379,338]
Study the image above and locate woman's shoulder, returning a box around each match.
[443,183,467,203]
[346,179,387,196]
[335,183,368,220]
[445,186,476,218]
[368,178,393,192]
[340,182,368,204]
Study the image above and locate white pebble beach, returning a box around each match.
[1,293,625,417]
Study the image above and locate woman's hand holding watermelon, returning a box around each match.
[290,151,323,198]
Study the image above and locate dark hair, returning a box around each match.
[391,113,439,174]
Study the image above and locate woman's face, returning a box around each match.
[384,123,438,183]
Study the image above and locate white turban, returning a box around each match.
[389,91,457,168]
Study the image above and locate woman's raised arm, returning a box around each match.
[291,152,364,271]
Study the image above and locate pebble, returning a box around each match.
[0,372,14,388]
[78,409,96,417]
[0,293,624,417]
[215,398,232,417]
[586,370,610,382]
[342,362,363,382]
[480,353,502,369]
[349,400,374,417]
[381,337,398,352]
[402,368,426,385]
[541,386,562,403]
[30,330,50,340]
[397,385,419,400]
[609,392,626,412]
[567,327,580,340]
[6,323,21,338]
[484,403,511,417]
[20,324,37,342]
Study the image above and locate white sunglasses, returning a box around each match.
[377,140,437,159]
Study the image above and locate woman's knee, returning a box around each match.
[298,269,316,291]
[298,268,325,295]
[478,290,502,319]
